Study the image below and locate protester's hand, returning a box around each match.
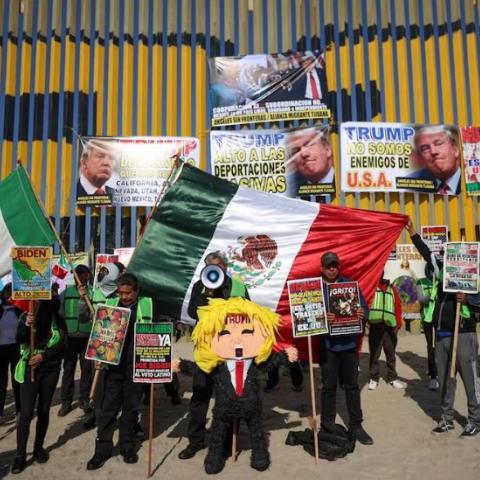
[78,285,87,298]
[29,354,43,366]
[285,346,298,363]
[326,312,335,323]
[456,292,467,304]
[405,219,416,236]
[94,361,102,370]
[357,307,365,320]
[26,312,35,327]
[172,358,182,373]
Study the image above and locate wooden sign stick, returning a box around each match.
[29,300,35,382]
[449,301,461,378]
[232,421,239,462]
[307,336,319,464]
[147,384,155,477]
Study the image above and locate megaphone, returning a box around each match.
[200,265,225,291]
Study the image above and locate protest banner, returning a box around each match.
[76,136,200,207]
[113,247,135,267]
[340,122,462,195]
[210,126,335,197]
[421,225,448,257]
[327,281,362,335]
[85,304,131,365]
[11,247,52,300]
[443,242,480,294]
[133,323,173,383]
[287,277,328,337]
[93,253,119,289]
[208,51,331,127]
[461,126,480,195]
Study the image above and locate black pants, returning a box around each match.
[60,336,92,404]
[16,366,60,457]
[95,366,144,456]
[368,323,398,383]
[187,365,213,447]
[266,361,303,389]
[423,322,437,378]
[320,348,363,432]
[0,343,21,416]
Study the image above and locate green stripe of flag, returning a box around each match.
[129,164,238,318]
[0,165,56,246]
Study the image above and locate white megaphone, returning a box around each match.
[200,264,225,291]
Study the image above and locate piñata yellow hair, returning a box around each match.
[192,297,281,374]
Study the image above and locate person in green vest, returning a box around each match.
[86,273,154,470]
[58,264,93,417]
[416,265,439,391]
[179,251,250,461]
[367,274,405,390]
[11,298,67,475]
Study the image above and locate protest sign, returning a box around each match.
[93,254,119,289]
[85,304,131,365]
[114,247,135,267]
[51,252,89,291]
[443,242,480,294]
[11,247,52,300]
[208,51,331,127]
[421,225,448,257]
[133,323,173,383]
[327,281,362,335]
[287,277,328,337]
[340,122,462,195]
[211,126,335,197]
[76,136,200,207]
[461,126,480,195]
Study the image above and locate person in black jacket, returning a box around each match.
[406,220,480,437]
[11,298,67,474]
[178,251,249,461]
[0,283,22,424]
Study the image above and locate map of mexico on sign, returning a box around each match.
[11,247,53,300]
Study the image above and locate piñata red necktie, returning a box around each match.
[309,72,320,100]
[235,360,244,396]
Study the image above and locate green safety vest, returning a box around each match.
[63,284,93,335]
[15,313,62,383]
[368,286,397,327]
[423,280,470,323]
[105,296,153,324]
[417,277,433,322]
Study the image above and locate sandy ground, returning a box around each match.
[1,333,480,480]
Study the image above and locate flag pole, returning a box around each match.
[307,335,319,464]
[29,300,35,382]
[147,384,154,477]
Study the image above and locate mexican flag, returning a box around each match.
[0,165,57,277]
[129,164,407,344]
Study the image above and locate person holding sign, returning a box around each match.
[367,275,405,390]
[11,298,67,475]
[58,264,93,417]
[86,273,153,470]
[178,251,249,461]
[406,220,480,437]
[319,252,373,446]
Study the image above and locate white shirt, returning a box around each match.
[226,358,252,392]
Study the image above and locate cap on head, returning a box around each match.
[321,252,339,268]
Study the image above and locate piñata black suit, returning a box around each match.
[180,353,287,475]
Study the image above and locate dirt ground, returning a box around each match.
[1,333,480,480]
